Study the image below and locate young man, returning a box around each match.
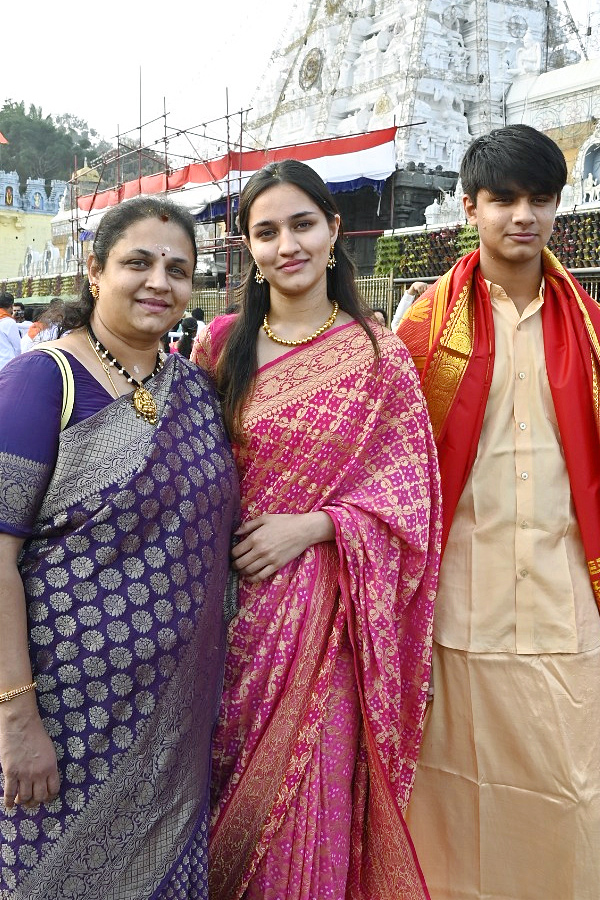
[11,301,32,337]
[398,125,600,899]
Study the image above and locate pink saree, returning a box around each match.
[195,320,441,900]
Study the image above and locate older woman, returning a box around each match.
[194,160,441,900]
[0,197,239,899]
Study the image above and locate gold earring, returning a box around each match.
[90,283,99,300]
[327,244,336,270]
[255,267,265,284]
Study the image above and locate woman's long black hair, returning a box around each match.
[215,160,378,441]
[177,316,198,359]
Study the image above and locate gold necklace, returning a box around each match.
[86,328,164,426]
[262,301,339,346]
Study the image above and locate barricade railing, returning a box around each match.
[189,270,600,324]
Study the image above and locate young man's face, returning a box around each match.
[463,188,559,268]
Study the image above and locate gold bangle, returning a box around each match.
[0,681,37,704]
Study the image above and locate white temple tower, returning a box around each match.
[245,0,576,174]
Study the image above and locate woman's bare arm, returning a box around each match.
[0,533,59,808]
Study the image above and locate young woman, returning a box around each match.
[0,197,239,900]
[193,160,442,900]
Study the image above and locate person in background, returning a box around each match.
[194,159,441,900]
[12,302,32,338]
[176,315,199,358]
[399,124,600,900]
[391,281,429,331]
[191,306,207,338]
[0,292,21,370]
[370,306,388,327]
[0,196,239,900]
[20,300,65,353]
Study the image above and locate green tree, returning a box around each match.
[0,100,171,197]
[0,101,103,188]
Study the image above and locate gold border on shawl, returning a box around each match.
[209,555,341,900]
[588,555,600,610]
[346,727,429,900]
[421,276,474,441]
[543,249,600,609]
[544,248,600,433]
[428,268,452,347]
[544,249,600,366]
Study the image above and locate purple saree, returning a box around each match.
[0,353,239,900]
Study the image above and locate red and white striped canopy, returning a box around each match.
[77,128,398,215]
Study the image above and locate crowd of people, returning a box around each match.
[0,123,598,900]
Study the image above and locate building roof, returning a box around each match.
[507,58,600,104]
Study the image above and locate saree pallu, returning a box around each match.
[0,356,239,900]
[206,321,441,899]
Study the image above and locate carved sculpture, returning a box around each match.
[511,29,541,76]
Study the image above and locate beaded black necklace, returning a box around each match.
[87,325,164,425]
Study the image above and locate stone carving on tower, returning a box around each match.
[245,0,571,175]
[572,125,600,207]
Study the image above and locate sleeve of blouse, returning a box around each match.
[0,352,63,537]
[190,315,238,373]
[190,327,213,372]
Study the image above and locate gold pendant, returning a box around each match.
[132,385,158,425]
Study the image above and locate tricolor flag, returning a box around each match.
[0,132,8,144]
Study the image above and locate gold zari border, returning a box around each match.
[422,276,474,441]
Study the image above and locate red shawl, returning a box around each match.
[398,247,600,607]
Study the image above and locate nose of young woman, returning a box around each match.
[277,227,302,257]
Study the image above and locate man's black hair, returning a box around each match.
[0,292,15,310]
[191,307,205,321]
[460,125,567,203]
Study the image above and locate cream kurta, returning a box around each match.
[407,283,600,900]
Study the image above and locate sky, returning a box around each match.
[1,0,596,167]
[2,0,297,157]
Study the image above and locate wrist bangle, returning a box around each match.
[0,681,37,704]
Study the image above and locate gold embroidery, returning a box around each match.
[544,248,600,437]
[593,352,600,434]
[403,301,431,324]
[588,557,600,576]
[429,266,453,347]
[422,278,474,441]
[209,552,341,900]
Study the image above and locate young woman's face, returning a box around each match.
[245,183,339,301]
[88,217,195,344]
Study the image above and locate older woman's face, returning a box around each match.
[88,218,195,345]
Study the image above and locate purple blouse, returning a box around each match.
[0,350,113,536]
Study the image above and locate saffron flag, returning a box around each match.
[0,132,7,144]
